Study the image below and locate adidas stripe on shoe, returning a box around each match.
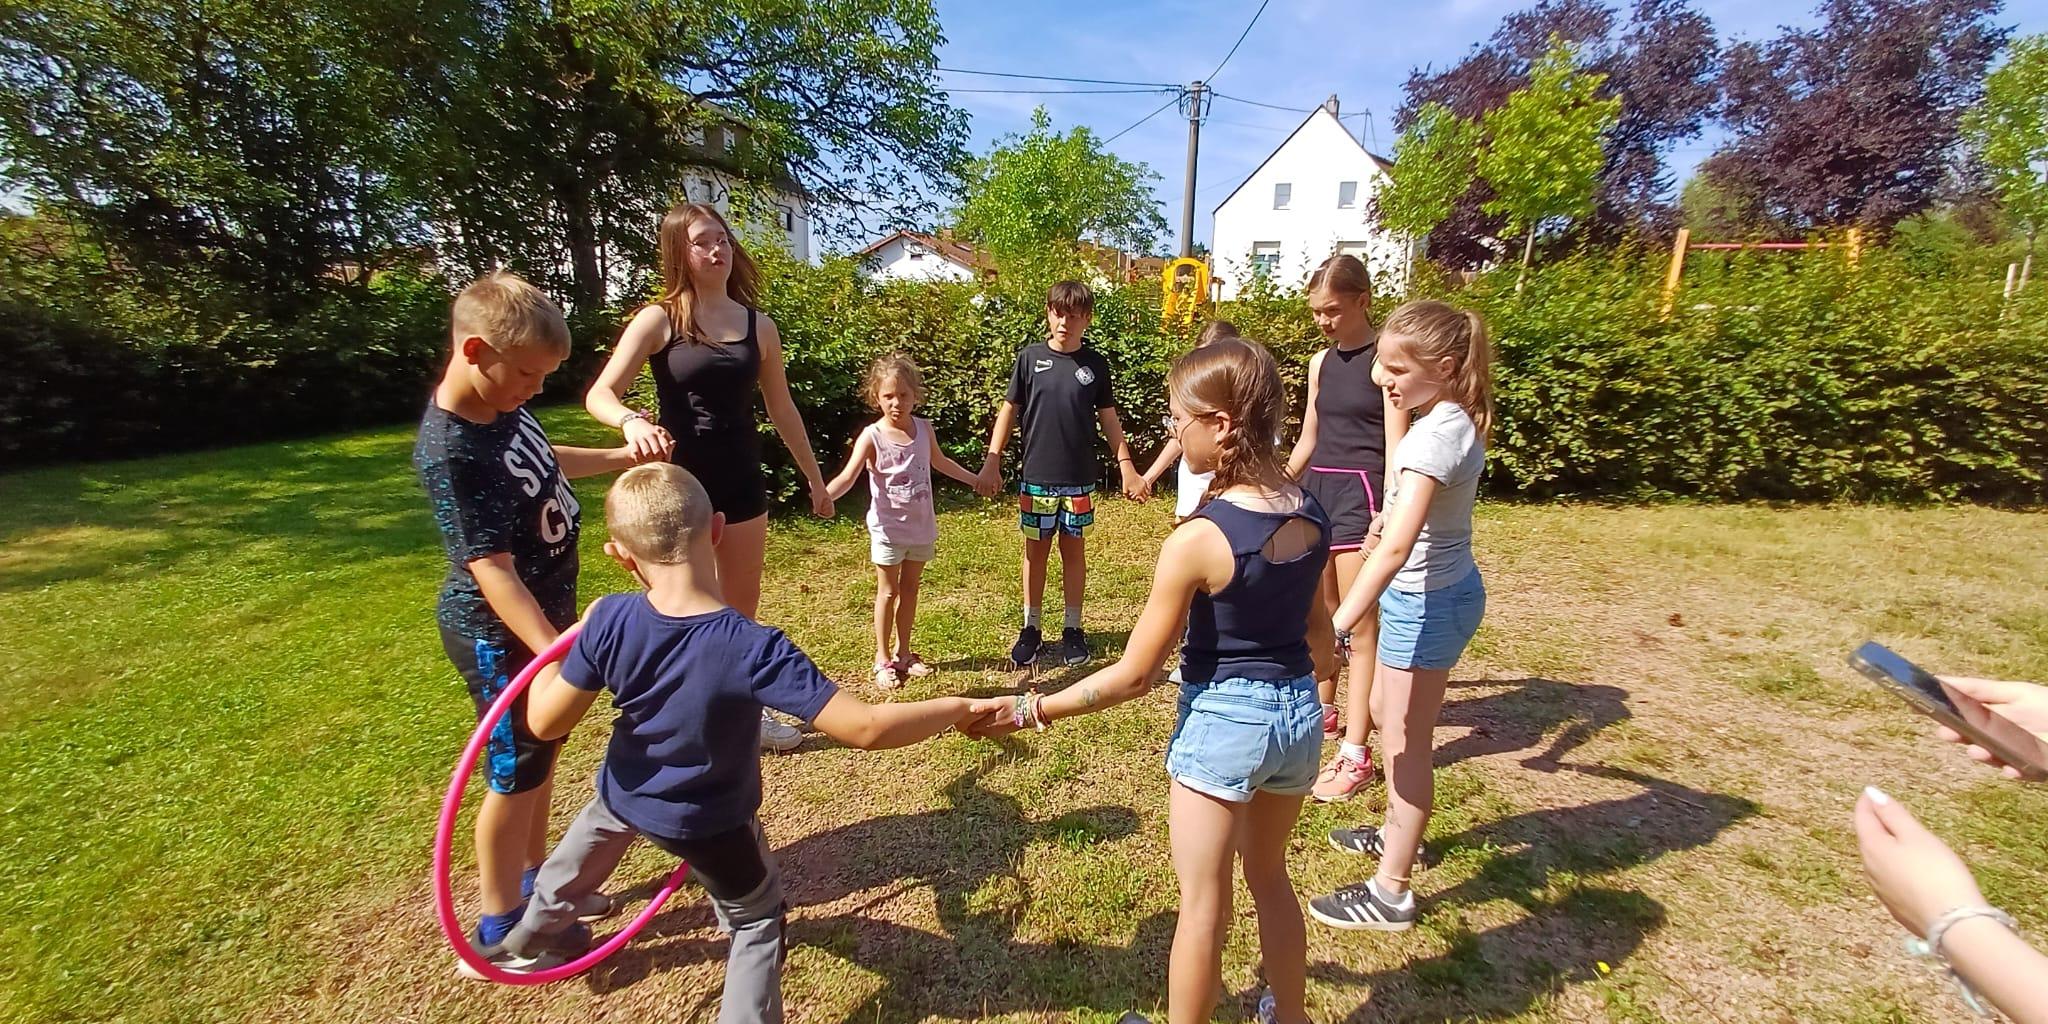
[1308,881,1416,931]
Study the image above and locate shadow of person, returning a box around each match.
[1433,677,1632,770]
[580,757,1140,994]
[1311,763,1755,1021]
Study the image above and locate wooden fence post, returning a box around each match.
[1660,227,1690,319]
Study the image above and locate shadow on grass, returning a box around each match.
[1312,761,1756,1022]
[1435,676,1632,770]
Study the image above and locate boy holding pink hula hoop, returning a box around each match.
[504,462,997,1011]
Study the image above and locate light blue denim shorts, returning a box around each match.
[1164,675,1322,803]
[1377,568,1487,670]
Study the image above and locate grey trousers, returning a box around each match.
[509,795,786,1024]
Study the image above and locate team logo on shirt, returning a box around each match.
[1074,365,1096,386]
[1033,359,1053,373]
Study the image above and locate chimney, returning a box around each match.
[1324,95,1340,117]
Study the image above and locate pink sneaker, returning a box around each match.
[1312,749,1376,803]
[1321,703,1340,738]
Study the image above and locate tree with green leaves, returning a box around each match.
[1373,102,1482,276]
[1963,33,2048,290]
[954,107,1166,282]
[1476,38,1622,288]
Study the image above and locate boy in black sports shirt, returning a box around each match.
[413,272,646,976]
[977,280,1145,669]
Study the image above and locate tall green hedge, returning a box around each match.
[6,240,2044,503]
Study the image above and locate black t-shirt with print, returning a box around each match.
[1005,341,1116,488]
[414,403,581,644]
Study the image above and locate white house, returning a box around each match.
[678,118,812,264]
[1210,98,1411,299]
[858,230,986,283]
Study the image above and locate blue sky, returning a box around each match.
[928,0,2048,255]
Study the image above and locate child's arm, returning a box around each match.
[931,445,986,491]
[756,317,834,517]
[1141,437,1183,488]
[470,554,565,655]
[1331,469,1438,632]
[824,428,876,503]
[1379,367,1409,489]
[810,692,976,750]
[1036,525,1212,721]
[1285,349,1327,480]
[980,400,1017,489]
[525,662,602,741]
[1099,407,1147,502]
[553,444,643,479]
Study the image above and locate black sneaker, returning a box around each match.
[1308,881,1416,931]
[1010,625,1043,667]
[1061,626,1089,666]
[456,922,592,980]
[1329,824,1388,857]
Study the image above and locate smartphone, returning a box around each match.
[1849,642,2048,781]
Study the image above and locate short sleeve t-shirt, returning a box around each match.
[1384,402,1485,592]
[1005,341,1115,488]
[414,403,581,642]
[559,598,839,841]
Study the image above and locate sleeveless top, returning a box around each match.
[651,306,763,458]
[1179,490,1332,682]
[864,418,937,546]
[1308,341,1387,478]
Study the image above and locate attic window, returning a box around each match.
[1273,183,1292,210]
[1338,181,1358,208]
[777,204,794,232]
[907,244,926,261]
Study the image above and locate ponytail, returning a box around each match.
[1381,301,1494,439]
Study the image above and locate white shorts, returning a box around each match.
[870,536,935,566]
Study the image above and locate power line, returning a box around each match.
[1204,0,1271,84]
[938,66,1180,89]
[1104,92,1185,145]
[1209,91,1314,113]
[945,86,1175,95]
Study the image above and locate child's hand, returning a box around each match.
[1119,465,1148,503]
[1935,677,2048,780]
[808,478,834,518]
[1854,786,1986,939]
[976,469,1002,498]
[1363,511,1386,553]
[961,697,1021,738]
[624,418,675,462]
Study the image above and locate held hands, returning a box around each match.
[961,696,1022,738]
[1853,786,1986,939]
[623,418,675,463]
[974,470,1001,499]
[1935,677,2048,781]
[1120,464,1149,503]
[1363,511,1386,554]
[807,477,834,518]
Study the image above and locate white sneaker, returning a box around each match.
[759,709,802,752]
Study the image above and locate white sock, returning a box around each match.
[1371,877,1413,907]
[1339,741,1368,762]
[1064,605,1082,629]
[1023,606,1040,629]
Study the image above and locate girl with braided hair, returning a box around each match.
[969,336,1332,1024]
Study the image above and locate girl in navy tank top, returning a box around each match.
[969,337,1332,1024]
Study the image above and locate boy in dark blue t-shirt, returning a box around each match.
[413,272,644,975]
[506,462,993,1010]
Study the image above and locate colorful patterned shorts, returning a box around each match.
[1019,482,1095,539]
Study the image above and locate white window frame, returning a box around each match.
[1338,181,1358,209]
[1272,183,1292,210]
[1250,241,1282,276]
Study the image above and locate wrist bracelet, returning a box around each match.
[618,409,647,430]
[1908,905,2018,1018]
[1032,693,1051,731]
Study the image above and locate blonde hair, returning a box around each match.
[655,202,762,344]
[1306,253,1373,301]
[451,272,570,356]
[606,463,714,564]
[1168,337,1289,503]
[861,352,924,411]
[1381,300,1494,439]
[1196,319,1240,348]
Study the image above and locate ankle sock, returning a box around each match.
[520,865,540,900]
[1370,877,1413,908]
[1023,606,1041,629]
[1063,605,1082,629]
[478,906,524,946]
[1339,741,1369,762]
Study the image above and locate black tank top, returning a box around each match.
[651,306,762,451]
[1308,342,1386,477]
[1179,491,1332,683]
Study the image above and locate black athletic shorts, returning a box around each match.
[441,624,562,795]
[1302,466,1380,553]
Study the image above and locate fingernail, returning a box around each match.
[1863,785,1890,805]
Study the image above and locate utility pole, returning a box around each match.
[1178,80,1208,258]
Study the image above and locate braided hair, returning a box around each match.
[1167,337,1290,510]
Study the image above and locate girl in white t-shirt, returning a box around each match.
[1307,300,1492,933]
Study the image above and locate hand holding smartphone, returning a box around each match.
[1849,642,2048,782]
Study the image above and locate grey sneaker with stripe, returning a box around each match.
[1308,881,1416,931]
[1328,824,1388,857]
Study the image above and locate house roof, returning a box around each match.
[1211,106,1393,214]
[857,230,991,271]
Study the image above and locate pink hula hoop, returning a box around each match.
[432,623,691,985]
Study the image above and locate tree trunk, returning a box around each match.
[559,179,605,313]
[1516,224,1535,295]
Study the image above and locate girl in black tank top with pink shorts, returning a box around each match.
[651,307,769,522]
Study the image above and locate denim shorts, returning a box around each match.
[1378,568,1486,670]
[1165,675,1322,803]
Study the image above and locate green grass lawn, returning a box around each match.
[3,407,2045,1024]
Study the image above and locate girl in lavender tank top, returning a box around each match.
[825,355,991,688]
